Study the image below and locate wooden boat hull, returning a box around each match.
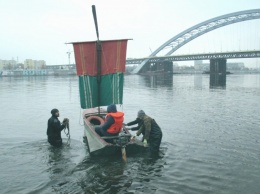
[82,108,147,156]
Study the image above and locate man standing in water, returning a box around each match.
[131,110,163,155]
[47,108,69,147]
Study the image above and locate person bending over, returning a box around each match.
[132,110,162,154]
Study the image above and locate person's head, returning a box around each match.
[137,110,145,119]
[107,104,117,113]
[51,108,59,117]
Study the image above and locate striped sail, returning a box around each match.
[72,39,128,109]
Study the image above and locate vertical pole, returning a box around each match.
[92,5,101,114]
[66,51,71,65]
[96,41,102,114]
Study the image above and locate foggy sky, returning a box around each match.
[0,0,260,67]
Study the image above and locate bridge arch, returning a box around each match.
[132,9,260,73]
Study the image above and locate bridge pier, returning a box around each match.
[139,60,173,74]
[209,59,226,88]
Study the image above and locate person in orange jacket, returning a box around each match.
[95,104,124,137]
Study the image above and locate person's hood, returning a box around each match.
[51,108,59,117]
[107,104,117,113]
[137,110,145,119]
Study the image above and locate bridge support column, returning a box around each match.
[209,59,226,88]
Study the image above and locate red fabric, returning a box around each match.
[73,40,128,76]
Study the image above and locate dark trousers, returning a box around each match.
[48,137,62,147]
[95,128,118,137]
[95,128,118,143]
[149,134,162,153]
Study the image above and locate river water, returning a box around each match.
[0,73,259,194]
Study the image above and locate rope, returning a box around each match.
[79,107,84,126]
[64,122,71,145]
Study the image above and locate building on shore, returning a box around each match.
[1,58,47,70]
[0,59,17,70]
[0,61,76,76]
[24,59,46,70]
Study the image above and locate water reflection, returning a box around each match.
[209,73,226,89]
[73,151,166,193]
[45,142,83,193]
[194,74,203,89]
[75,156,126,193]
[141,74,173,89]
[47,146,66,174]
[47,145,72,182]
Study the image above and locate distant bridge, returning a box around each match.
[126,50,260,64]
[131,9,260,73]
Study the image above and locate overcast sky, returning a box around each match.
[1,0,260,67]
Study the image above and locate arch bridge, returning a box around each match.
[130,9,260,74]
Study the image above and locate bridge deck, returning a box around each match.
[126,50,260,65]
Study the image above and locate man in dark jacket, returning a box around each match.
[47,108,69,147]
[132,110,162,154]
[95,104,124,137]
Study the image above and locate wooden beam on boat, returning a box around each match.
[100,134,131,140]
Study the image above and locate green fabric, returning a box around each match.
[79,73,124,109]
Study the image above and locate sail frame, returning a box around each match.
[71,39,129,108]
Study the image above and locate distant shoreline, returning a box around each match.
[1,69,260,77]
[0,69,76,77]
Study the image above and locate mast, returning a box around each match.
[92,5,101,114]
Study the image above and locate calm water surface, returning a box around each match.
[0,74,259,194]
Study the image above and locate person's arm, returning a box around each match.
[60,118,69,131]
[136,125,143,136]
[127,118,142,131]
[56,120,66,132]
[59,125,66,131]
[96,116,114,131]
[135,125,147,146]
[130,126,140,131]
[127,118,141,126]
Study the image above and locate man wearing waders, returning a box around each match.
[47,108,69,147]
[132,110,162,155]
